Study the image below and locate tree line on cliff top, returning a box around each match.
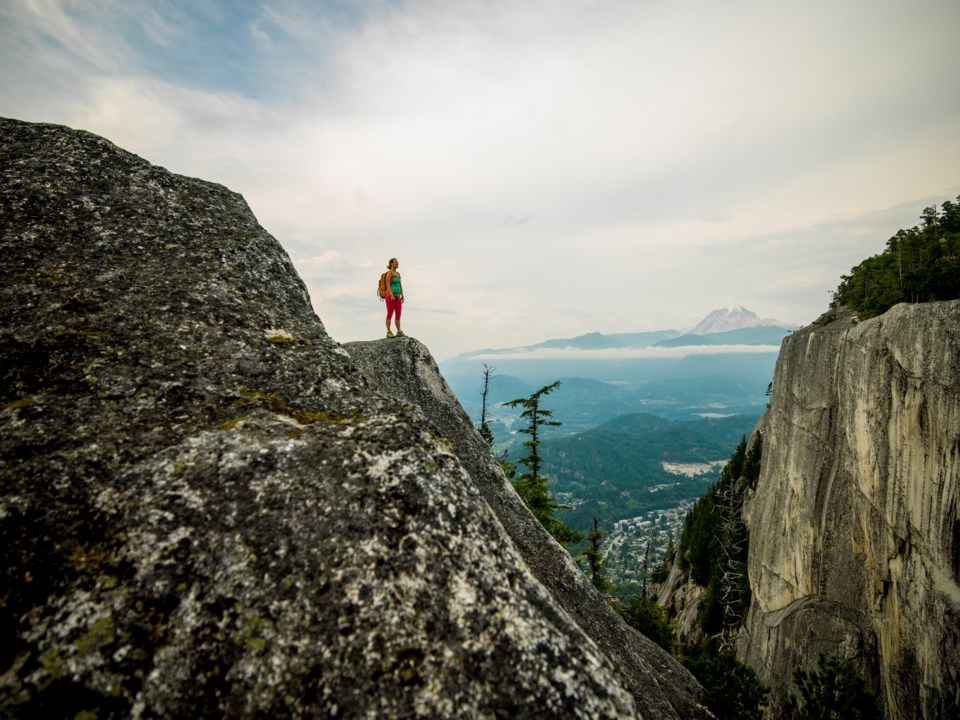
[834,196,960,319]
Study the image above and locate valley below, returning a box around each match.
[440,319,777,585]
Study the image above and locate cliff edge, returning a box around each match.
[345,337,709,720]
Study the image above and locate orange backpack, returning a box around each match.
[378,271,389,299]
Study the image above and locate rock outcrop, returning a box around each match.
[0,117,644,717]
[654,558,706,645]
[738,303,960,719]
[345,338,710,720]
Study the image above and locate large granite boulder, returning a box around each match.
[0,117,639,717]
[739,303,960,719]
[344,338,710,720]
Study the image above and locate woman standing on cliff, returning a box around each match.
[384,257,404,338]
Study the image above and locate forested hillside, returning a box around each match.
[534,413,758,530]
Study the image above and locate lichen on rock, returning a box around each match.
[345,336,711,720]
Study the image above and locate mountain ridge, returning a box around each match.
[449,307,796,360]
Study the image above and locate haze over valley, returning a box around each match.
[441,306,786,576]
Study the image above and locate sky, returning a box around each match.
[2,0,958,360]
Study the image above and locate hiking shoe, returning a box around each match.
[396,331,406,337]
[386,331,394,338]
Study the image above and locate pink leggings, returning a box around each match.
[386,296,402,323]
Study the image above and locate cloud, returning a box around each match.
[1,0,958,360]
[468,344,784,361]
[2,0,130,73]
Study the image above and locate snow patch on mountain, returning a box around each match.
[687,306,795,335]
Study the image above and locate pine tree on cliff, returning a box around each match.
[504,381,583,544]
[784,654,878,720]
[580,517,612,592]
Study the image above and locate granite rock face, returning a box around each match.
[0,117,639,717]
[344,337,710,720]
[739,303,960,719]
[653,557,706,645]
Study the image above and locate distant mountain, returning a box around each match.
[653,325,793,348]
[449,351,773,432]
[440,307,788,428]
[454,329,680,358]
[686,306,795,335]
[446,307,795,361]
[533,330,681,350]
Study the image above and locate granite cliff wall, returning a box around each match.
[739,303,960,718]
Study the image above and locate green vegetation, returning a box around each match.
[503,381,583,544]
[667,434,769,718]
[474,370,837,720]
[834,197,960,319]
[479,363,495,446]
[682,646,769,720]
[782,654,879,720]
[677,435,760,637]
[74,616,116,656]
[235,387,362,425]
[2,397,32,411]
[579,518,612,592]
[614,594,675,652]
[650,535,674,584]
[540,413,758,531]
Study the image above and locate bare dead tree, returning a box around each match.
[712,478,747,651]
[481,363,494,429]
[480,364,495,446]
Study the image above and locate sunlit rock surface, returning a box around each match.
[739,303,960,719]
[345,336,710,720]
[0,117,640,718]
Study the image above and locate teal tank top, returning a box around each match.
[390,274,402,295]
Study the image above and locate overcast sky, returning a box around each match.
[2,0,958,359]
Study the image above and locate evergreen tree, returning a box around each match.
[676,435,758,642]
[650,533,673,584]
[616,594,675,653]
[579,517,611,592]
[834,196,960,318]
[670,433,771,719]
[683,646,769,720]
[782,654,879,720]
[475,364,518,479]
[497,450,517,481]
[504,381,583,544]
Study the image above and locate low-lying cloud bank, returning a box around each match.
[467,344,783,361]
